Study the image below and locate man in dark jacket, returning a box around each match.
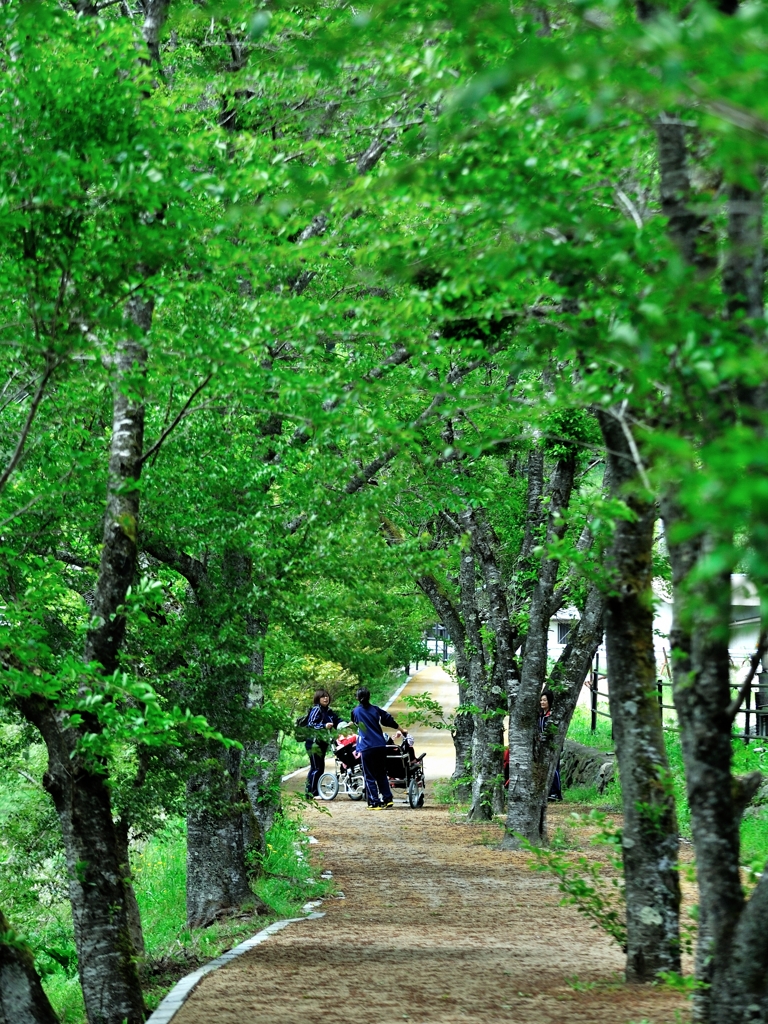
[351,687,406,809]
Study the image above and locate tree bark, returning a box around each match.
[242,621,281,851]
[141,0,171,64]
[458,547,505,820]
[520,447,545,562]
[85,313,149,673]
[16,698,145,1024]
[503,453,576,845]
[661,507,761,1022]
[450,673,474,800]
[114,818,145,956]
[17,313,152,1024]
[502,582,604,847]
[0,908,59,1024]
[186,742,253,929]
[144,543,272,921]
[653,57,768,1016]
[599,411,681,982]
[723,183,764,321]
[458,510,512,819]
[656,116,716,273]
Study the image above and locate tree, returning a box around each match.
[0,907,59,1024]
[597,412,681,981]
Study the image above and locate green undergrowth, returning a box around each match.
[431,776,470,809]
[563,706,622,810]
[566,704,615,751]
[37,804,333,1021]
[565,706,768,873]
[137,805,333,1013]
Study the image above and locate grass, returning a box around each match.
[566,704,615,751]
[133,805,333,1013]
[35,803,334,1020]
[41,974,86,1024]
[431,777,468,806]
[564,706,622,809]
[566,703,768,872]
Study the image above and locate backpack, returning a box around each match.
[295,710,311,729]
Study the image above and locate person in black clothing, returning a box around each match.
[305,689,340,798]
[539,690,562,801]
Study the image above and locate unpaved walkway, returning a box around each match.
[174,667,688,1024]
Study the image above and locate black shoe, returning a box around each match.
[382,801,394,808]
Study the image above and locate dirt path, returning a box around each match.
[174,668,688,1024]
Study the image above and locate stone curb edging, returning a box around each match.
[382,675,411,711]
[145,912,325,1024]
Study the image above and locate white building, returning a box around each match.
[551,573,763,709]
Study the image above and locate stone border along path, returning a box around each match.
[145,667,438,1024]
[145,914,326,1024]
[150,666,689,1024]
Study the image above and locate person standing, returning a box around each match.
[351,687,406,809]
[538,689,562,801]
[305,689,340,798]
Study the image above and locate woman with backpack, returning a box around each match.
[304,689,340,799]
[351,687,407,809]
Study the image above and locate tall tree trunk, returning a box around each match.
[503,453,576,844]
[450,673,474,800]
[184,552,265,925]
[0,908,59,1024]
[186,742,253,929]
[466,705,505,819]
[599,411,681,982]
[463,508,517,818]
[114,818,145,956]
[18,317,151,1024]
[16,698,145,1024]
[243,626,281,852]
[141,0,171,64]
[723,183,764,321]
[661,510,768,1022]
[502,583,604,847]
[143,544,271,919]
[84,316,149,673]
[459,548,505,820]
[653,50,768,1016]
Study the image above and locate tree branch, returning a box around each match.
[143,538,207,592]
[344,447,399,495]
[0,356,58,495]
[139,373,214,466]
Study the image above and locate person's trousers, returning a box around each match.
[548,758,562,801]
[305,740,328,796]
[360,747,393,806]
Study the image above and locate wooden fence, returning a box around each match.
[588,652,768,744]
